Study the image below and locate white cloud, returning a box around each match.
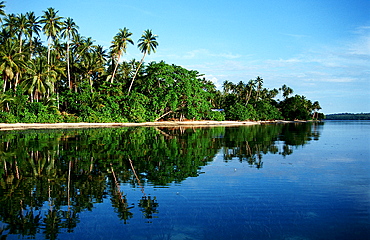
[348,26,370,56]
[182,49,241,60]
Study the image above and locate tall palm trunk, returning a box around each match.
[15,35,23,90]
[128,52,146,94]
[110,52,121,84]
[47,38,52,70]
[66,41,72,89]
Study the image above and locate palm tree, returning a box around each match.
[0,39,26,92]
[110,28,134,84]
[0,93,14,112]
[73,36,95,62]
[312,101,321,120]
[245,80,255,106]
[14,13,30,53]
[79,51,105,92]
[0,28,12,44]
[13,13,31,87]
[255,76,263,101]
[128,29,158,94]
[95,45,108,65]
[0,1,6,22]
[280,84,293,99]
[40,7,63,67]
[2,13,17,37]
[222,80,234,94]
[61,17,79,89]
[22,56,56,102]
[25,11,41,59]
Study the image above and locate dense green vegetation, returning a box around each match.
[325,113,370,120]
[0,3,322,123]
[0,123,322,238]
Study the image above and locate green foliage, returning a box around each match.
[208,110,225,121]
[0,4,321,123]
[225,103,255,121]
[279,95,314,120]
[0,111,17,123]
[254,100,282,120]
[121,92,151,122]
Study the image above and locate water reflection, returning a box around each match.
[0,122,323,239]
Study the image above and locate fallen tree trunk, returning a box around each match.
[155,110,173,121]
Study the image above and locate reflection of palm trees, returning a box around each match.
[128,157,145,196]
[138,195,158,221]
[110,164,134,224]
[128,157,159,221]
[43,209,62,240]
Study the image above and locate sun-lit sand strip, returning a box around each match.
[0,121,258,130]
[0,120,310,131]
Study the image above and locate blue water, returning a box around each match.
[1,121,369,240]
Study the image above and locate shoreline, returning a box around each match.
[0,120,310,131]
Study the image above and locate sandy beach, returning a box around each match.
[0,120,307,131]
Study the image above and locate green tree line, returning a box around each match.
[325,113,370,120]
[0,3,323,123]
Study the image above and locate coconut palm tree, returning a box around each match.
[0,39,26,92]
[25,11,41,59]
[79,51,105,92]
[12,13,31,87]
[0,93,14,112]
[0,1,6,20]
[0,1,6,29]
[312,101,321,120]
[2,13,17,37]
[60,17,79,89]
[73,36,95,62]
[14,13,30,53]
[128,29,158,94]
[110,27,134,84]
[222,80,234,94]
[280,84,293,99]
[22,56,57,102]
[40,7,63,67]
[95,45,108,66]
[255,76,263,101]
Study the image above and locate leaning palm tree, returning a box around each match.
[110,27,134,84]
[40,7,63,67]
[60,17,79,90]
[127,29,158,94]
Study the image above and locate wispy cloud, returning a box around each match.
[182,49,242,60]
[348,26,370,56]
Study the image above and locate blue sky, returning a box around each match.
[5,0,370,114]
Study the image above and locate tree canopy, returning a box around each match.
[0,4,323,123]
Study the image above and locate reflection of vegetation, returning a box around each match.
[139,196,159,222]
[222,123,322,167]
[0,123,322,238]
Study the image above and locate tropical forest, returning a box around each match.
[0,3,323,123]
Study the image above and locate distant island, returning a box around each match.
[325,113,370,120]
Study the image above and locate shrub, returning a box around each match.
[225,103,256,121]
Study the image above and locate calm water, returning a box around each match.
[0,121,369,240]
